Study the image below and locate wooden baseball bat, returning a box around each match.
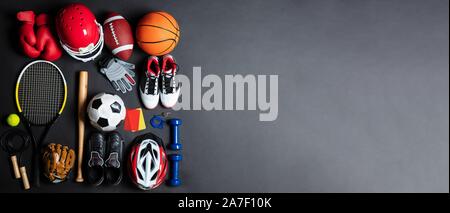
[76,71,88,182]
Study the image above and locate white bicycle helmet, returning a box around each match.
[129,133,167,190]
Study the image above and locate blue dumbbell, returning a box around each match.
[168,118,182,150]
[168,154,182,186]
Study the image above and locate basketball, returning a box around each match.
[136,11,180,56]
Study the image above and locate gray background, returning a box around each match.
[0,0,448,193]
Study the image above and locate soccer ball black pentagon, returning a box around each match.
[87,93,126,131]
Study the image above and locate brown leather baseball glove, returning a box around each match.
[42,143,76,183]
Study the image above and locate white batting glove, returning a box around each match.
[100,57,136,93]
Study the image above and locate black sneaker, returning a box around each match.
[87,132,105,186]
[104,131,123,185]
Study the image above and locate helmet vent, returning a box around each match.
[151,173,157,181]
[137,170,143,180]
[151,160,155,170]
[142,158,147,167]
[56,3,104,62]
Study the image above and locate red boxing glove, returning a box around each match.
[35,14,62,61]
[17,11,40,58]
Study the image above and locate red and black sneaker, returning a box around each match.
[160,55,181,108]
[139,56,160,109]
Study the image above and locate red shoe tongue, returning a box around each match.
[148,58,160,76]
[148,67,160,76]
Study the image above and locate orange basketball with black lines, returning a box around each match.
[136,11,180,56]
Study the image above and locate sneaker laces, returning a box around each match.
[145,62,160,95]
[162,63,180,94]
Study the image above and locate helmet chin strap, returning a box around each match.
[60,21,104,62]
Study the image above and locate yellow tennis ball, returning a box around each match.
[6,114,20,127]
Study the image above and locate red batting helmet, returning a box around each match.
[56,3,104,62]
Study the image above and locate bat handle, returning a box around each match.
[76,125,85,183]
[76,71,88,183]
[11,155,21,179]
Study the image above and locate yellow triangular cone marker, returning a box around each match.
[138,108,146,131]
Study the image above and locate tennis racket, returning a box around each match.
[15,60,67,187]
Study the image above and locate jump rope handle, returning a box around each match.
[11,155,21,179]
[20,166,30,190]
[76,71,88,183]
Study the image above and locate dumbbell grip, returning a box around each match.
[171,126,180,146]
[169,119,182,150]
[171,161,179,179]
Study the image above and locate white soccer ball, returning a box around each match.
[87,93,126,132]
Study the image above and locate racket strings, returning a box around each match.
[18,62,66,125]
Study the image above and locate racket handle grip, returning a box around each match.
[33,147,40,187]
[11,155,21,179]
[20,166,30,190]
[76,71,88,183]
